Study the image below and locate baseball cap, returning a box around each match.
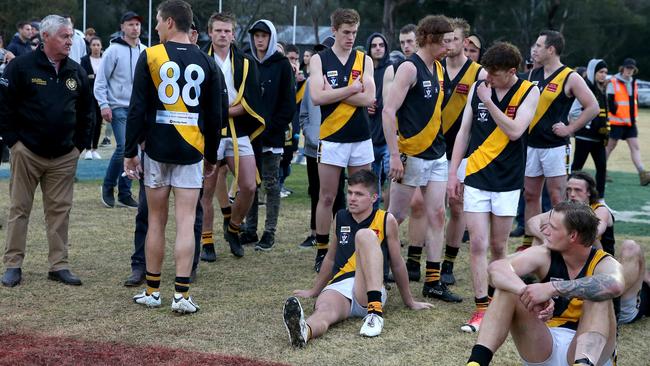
[121,11,143,24]
[314,36,335,52]
[622,58,637,68]
[248,22,271,34]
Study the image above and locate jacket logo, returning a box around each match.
[65,78,77,91]
[546,83,558,93]
[31,78,47,86]
[456,83,469,95]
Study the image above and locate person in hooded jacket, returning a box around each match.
[365,32,391,210]
[239,20,296,251]
[569,59,609,198]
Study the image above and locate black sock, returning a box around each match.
[366,290,383,316]
[467,344,493,366]
[228,221,240,234]
[424,261,441,286]
[443,245,460,267]
[573,358,595,366]
[488,286,495,298]
[221,206,232,226]
[475,296,489,312]
[145,271,161,295]
[315,234,329,257]
[175,276,191,299]
[407,245,423,266]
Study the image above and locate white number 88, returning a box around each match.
[158,61,205,107]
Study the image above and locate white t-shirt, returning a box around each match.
[90,56,102,74]
[214,51,237,106]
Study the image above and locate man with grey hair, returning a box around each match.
[0,15,93,287]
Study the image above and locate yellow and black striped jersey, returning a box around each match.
[441,58,483,159]
[527,66,574,148]
[464,79,534,192]
[318,48,370,143]
[545,247,610,330]
[125,41,223,164]
[329,208,387,285]
[396,54,446,160]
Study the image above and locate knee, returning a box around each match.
[238,180,257,196]
[469,238,488,257]
[621,240,642,260]
[355,229,378,249]
[489,241,507,260]
[319,190,336,206]
[523,188,538,203]
[431,206,445,226]
[410,200,425,218]
[449,197,463,218]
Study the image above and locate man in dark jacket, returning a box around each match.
[0,15,93,287]
[365,32,391,209]
[6,21,33,57]
[240,19,295,251]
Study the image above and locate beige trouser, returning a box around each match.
[4,141,79,271]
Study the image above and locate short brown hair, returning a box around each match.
[347,169,378,195]
[330,8,360,30]
[449,18,470,38]
[208,12,236,32]
[539,29,564,56]
[481,42,522,72]
[551,201,600,247]
[157,0,193,33]
[415,15,453,47]
[399,24,416,35]
[84,27,96,37]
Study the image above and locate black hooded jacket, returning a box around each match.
[365,33,391,145]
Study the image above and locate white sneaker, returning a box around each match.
[84,151,93,160]
[91,151,101,159]
[171,293,200,314]
[283,296,308,347]
[359,313,384,337]
[133,290,161,308]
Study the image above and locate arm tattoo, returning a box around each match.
[551,274,617,301]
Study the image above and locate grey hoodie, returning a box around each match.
[94,37,146,110]
[248,20,278,64]
[569,58,605,120]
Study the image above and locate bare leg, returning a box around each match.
[387,182,416,225]
[306,290,351,339]
[200,166,217,233]
[446,185,465,250]
[421,181,446,263]
[545,175,567,206]
[466,212,490,299]
[626,138,646,172]
[619,240,645,301]
[226,155,257,226]
[568,299,617,365]
[523,176,544,237]
[144,186,171,274]
[315,163,344,237]
[605,138,618,160]
[352,229,384,305]
[408,188,427,246]
[173,187,200,277]
[489,215,514,262]
[215,164,230,208]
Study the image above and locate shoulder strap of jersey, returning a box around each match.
[442,61,482,134]
[529,66,573,132]
[319,50,365,140]
[586,249,609,276]
[369,209,387,246]
[145,45,204,154]
[397,60,445,156]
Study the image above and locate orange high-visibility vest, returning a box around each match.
[608,77,638,126]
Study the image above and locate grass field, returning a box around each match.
[0,112,649,365]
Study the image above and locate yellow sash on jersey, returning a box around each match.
[146,45,204,154]
[547,249,610,328]
[466,80,534,177]
[442,62,482,134]
[529,66,573,132]
[397,61,445,156]
[319,50,365,140]
[329,210,387,284]
[296,81,306,105]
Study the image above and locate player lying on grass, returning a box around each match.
[283,170,432,347]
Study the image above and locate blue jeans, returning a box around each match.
[371,144,389,209]
[102,107,132,199]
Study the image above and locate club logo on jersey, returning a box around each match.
[372,229,380,237]
[423,80,432,99]
[456,83,469,95]
[65,78,77,91]
[351,69,361,80]
[326,70,338,87]
[477,102,488,123]
[340,232,350,245]
[546,83,558,93]
[506,106,518,118]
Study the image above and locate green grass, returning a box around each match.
[0,164,648,365]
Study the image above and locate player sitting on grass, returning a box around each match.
[283,170,432,347]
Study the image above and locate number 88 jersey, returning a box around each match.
[125,41,225,166]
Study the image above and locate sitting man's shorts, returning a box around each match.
[400,154,448,187]
[522,327,613,366]
[317,139,374,168]
[525,145,571,178]
[217,136,255,161]
[322,277,387,318]
[143,153,203,189]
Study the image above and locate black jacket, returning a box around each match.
[365,33,391,145]
[80,54,98,97]
[6,34,32,58]
[0,47,93,158]
[256,51,296,148]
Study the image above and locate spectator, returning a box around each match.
[62,15,87,63]
[6,21,32,57]
[80,36,104,160]
[0,15,93,287]
[94,11,146,209]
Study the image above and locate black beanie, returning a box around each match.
[595,60,607,73]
